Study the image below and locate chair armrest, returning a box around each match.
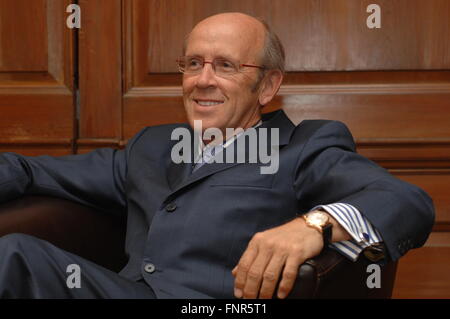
[0,195,127,272]
[288,247,398,298]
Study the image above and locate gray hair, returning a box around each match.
[257,18,285,74]
[250,17,285,91]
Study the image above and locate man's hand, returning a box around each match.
[232,215,324,299]
[232,210,351,299]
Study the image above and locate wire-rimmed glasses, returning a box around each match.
[177,56,265,77]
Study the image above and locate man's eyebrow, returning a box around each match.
[185,53,238,61]
[184,54,203,58]
[214,55,236,61]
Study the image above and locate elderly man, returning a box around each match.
[0,13,434,299]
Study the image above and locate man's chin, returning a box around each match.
[190,118,223,132]
[187,111,220,130]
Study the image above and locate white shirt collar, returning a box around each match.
[198,120,262,150]
[195,120,263,163]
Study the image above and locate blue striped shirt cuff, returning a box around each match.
[311,203,384,261]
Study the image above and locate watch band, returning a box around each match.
[322,223,332,250]
[301,211,333,251]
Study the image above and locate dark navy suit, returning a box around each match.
[0,110,434,298]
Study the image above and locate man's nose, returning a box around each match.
[195,62,218,88]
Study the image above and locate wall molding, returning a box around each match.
[123,82,450,98]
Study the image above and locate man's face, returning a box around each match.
[182,17,265,136]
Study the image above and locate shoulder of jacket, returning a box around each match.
[126,123,190,152]
[288,119,353,148]
[295,119,345,129]
[294,119,351,136]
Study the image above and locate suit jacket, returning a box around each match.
[0,110,435,298]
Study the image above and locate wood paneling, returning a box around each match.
[393,247,450,298]
[78,0,122,141]
[132,0,450,74]
[123,96,184,138]
[280,92,450,140]
[0,0,75,155]
[273,0,450,71]
[425,232,450,247]
[0,0,48,71]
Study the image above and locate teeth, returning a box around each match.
[196,101,223,106]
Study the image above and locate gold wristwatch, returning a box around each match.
[302,211,333,249]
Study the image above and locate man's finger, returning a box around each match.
[233,244,258,298]
[258,252,287,299]
[277,255,304,299]
[241,248,273,299]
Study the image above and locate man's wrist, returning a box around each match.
[302,209,352,243]
[302,210,333,250]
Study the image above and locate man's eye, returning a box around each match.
[217,60,235,70]
[188,59,202,68]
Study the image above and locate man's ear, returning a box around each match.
[258,70,283,106]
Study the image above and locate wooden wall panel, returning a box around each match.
[78,0,122,148]
[0,0,75,155]
[0,0,48,71]
[135,0,450,74]
[425,232,450,247]
[280,93,450,139]
[393,247,450,298]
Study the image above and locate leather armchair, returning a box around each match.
[0,195,397,298]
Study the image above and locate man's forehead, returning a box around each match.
[186,15,264,59]
[193,12,263,33]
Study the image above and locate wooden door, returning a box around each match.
[0,0,75,155]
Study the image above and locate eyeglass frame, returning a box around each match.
[176,56,265,77]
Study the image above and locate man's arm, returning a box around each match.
[233,121,434,299]
[315,203,384,261]
[292,121,434,260]
[0,128,148,214]
[232,208,352,299]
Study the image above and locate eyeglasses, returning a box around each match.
[176,56,265,77]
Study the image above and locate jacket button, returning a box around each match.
[144,263,156,274]
[165,202,177,212]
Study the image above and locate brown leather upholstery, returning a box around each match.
[0,195,397,298]
[0,196,127,272]
[290,245,397,298]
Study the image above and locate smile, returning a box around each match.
[194,100,224,107]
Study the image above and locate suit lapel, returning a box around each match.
[166,161,192,191]
[166,124,198,191]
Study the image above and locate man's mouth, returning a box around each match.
[194,99,224,106]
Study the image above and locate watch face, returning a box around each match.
[307,212,329,227]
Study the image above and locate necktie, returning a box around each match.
[192,145,216,172]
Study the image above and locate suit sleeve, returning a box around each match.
[312,203,384,261]
[0,128,149,216]
[293,121,435,261]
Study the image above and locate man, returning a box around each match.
[0,13,434,299]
